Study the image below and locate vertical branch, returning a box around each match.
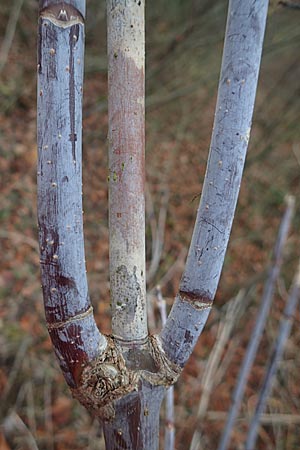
[147,189,169,286]
[0,0,24,73]
[156,286,175,450]
[37,0,106,388]
[217,196,295,450]
[190,289,247,450]
[107,0,147,342]
[245,260,300,450]
[160,0,269,368]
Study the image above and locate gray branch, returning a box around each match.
[217,196,295,450]
[245,259,300,450]
[160,0,269,368]
[37,0,106,388]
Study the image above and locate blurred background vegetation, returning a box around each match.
[0,1,300,449]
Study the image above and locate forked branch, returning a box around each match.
[37,1,271,448]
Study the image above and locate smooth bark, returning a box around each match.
[37,1,270,449]
[37,0,106,388]
[107,0,147,342]
[103,383,165,450]
[160,0,269,369]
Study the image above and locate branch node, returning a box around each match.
[71,336,139,421]
[40,2,84,28]
[179,290,213,310]
[71,335,182,421]
[144,335,182,386]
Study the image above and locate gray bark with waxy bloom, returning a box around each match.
[160,0,269,369]
[37,0,269,448]
[37,0,107,389]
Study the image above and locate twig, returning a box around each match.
[245,261,300,450]
[26,380,37,441]
[87,418,104,450]
[156,286,175,450]
[148,247,187,294]
[44,374,54,450]
[217,196,295,450]
[0,230,39,252]
[214,336,240,388]
[147,189,169,285]
[200,291,247,415]
[146,185,158,268]
[190,289,248,450]
[0,0,24,73]
[206,411,300,425]
[0,336,31,416]
[156,286,168,327]
[2,411,39,450]
[278,1,300,9]
[147,292,157,332]
[292,143,300,167]
[164,386,175,450]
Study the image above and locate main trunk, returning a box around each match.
[103,382,165,450]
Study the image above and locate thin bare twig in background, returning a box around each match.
[26,380,37,442]
[149,247,187,296]
[147,188,170,285]
[206,411,300,425]
[147,248,187,328]
[0,0,24,73]
[217,196,295,450]
[156,286,175,450]
[245,261,300,450]
[292,143,300,167]
[44,374,54,450]
[214,289,259,387]
[2,412,39,450]
[278,1,300,9]
[0,230,39,252]
[164,384,175,450]
[87,418,105,450]
[0,337,31,416]
[190,289,248,450]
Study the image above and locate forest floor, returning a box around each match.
[1,1,300,449]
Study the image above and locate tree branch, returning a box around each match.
[37,0,106,388]
[245,258,300,450]
[218,196,295,450]
[160,0,269,368]
[107,0,147,342]
[0,0,24,73]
